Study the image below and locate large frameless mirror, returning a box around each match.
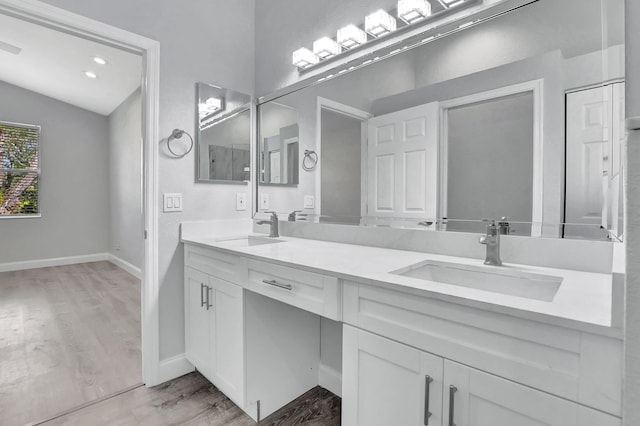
[255,0,625,241]
[196,82,252,184]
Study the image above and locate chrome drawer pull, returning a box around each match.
[206,285,213,310]
[424,375,433,425]
[262,279,293,291]
[448,385,457,426]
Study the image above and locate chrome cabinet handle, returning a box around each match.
[200,283,206,307]
[448,385,457,426]
[424,375,433,425]
[262,279,293,291]
[206,286,213,310]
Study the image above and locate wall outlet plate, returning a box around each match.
[304,195,315,209]
[236,192,247,211]
[163,193,183,212]
[260,193,270,210]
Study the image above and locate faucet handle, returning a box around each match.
[288,210,302,221]
[265,211,278,220]
[482,218,499,235]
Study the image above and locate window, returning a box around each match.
[0,121,41,216]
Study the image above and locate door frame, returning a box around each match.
[316,97,372,219]
[438,79,544,236]
[0,0,162,386]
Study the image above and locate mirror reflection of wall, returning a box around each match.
[259,102,299,185]
[255,0,624,241]
[199,109,251,181]
[320,108,365,224]
[445,92,534,235]
[196,82,251,184]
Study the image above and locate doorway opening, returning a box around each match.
[0,1,160,424]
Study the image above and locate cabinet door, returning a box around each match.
[184,267,212,376]
[343,325,443,426]
[443,360,620,426]
[209,276,244,406]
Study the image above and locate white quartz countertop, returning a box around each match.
[181,233,619,338]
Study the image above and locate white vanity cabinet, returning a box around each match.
[182,238,622,426]
[342,325,444,426]
[343,326,621,426]
[184,245,245,408]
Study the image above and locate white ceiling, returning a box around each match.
[0,13,142,116]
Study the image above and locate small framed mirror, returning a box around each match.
[196,82,252,184]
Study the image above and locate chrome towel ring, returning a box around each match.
[302,149,318,171]
[167,128,194,158]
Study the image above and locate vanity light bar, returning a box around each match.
[438,0,466,8]
[292,0,472,71]
[313,37,342,59]
[398,0,432,24]
[337,24,368,49]
[365,9,397,37]
[292,47,320,69]
[199,97,224,118]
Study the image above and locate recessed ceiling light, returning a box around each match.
[93,56,107,65]
[85,71,98,79]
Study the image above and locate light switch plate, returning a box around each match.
[260,193,270,210]
[304,195,315,209]
[236,192,247,211]
[163,193,183,212]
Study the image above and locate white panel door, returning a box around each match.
[209,276,244,406]
[565,86,611,239]
[608,82,625,237]
[269,150,281,183]
[184,267,212,378]
[342,325,444,426]
[443,360,620,426]
[367,103,438,219]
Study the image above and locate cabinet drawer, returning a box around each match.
[184,244,245,285]
[246,260,341,320]
[343,281,622,416]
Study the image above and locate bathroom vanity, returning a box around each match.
[181,231,622,425]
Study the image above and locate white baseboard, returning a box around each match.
[157,354,195,385]
[109,254,142,279]
[0,253,110,273]
[319,363,342,397]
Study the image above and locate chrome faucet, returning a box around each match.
[498,216,510,235]
[479,219,502,266]
[257,211,279,238]
[288,210,302,222]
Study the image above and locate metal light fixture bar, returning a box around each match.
[292,0,479,72]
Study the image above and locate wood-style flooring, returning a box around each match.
[40,372,341,426]
[0,262,141,426]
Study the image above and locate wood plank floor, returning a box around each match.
[40,372,341,426]
[0,262,141,426]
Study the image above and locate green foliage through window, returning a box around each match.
[0,122,40,216]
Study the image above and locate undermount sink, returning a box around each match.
[391,260,562,302]
[216,235,284,248]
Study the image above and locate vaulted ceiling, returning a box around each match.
[0,12,142,116]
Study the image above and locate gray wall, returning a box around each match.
[625,0,640,424]
[0,80,109,263]
[108,88,142,269]
[321,109,361,219]
[447,93,533,232]
[40,0,256,361]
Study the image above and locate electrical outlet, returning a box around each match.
[163,193,183,212]
[260,193,270,210]
[304,195,315,209]
[236,193,247,211]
